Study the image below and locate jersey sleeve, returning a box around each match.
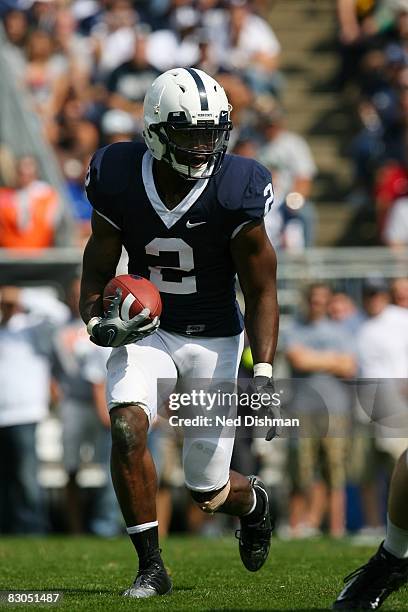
[219,158,274,239]
[85,142,141,230]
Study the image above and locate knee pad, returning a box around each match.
[183,439,231,491]
[190,480,231,514]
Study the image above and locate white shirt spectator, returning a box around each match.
[357,305,408,377]
[384,197,408,245]
[21,287,70,325]
[260,131,317,206]
[92,24,136,76]
[0,313,52,427]
[146,30,200,71]
[211,12,280,71]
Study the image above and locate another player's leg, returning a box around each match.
[333,449,408,609]
[110,404,172,598]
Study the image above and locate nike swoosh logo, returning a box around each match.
[105,328,116,345]
[186,220,206,228]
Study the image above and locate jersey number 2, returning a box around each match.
[145,238,197,294]
[264,183,274,215]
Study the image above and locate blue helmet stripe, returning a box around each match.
[185,68,209,111]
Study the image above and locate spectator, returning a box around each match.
[2,9,29,76]
[0,144,17,188]
[61,156,93,247]
[24,28,70,128]
[384,195,408,245]
[216,72,255,149]
[391,276,408,307]
[284,283,357,538]
[53,278,119,536]
[0,155,63,249]
[336,0,388,88]
[328,290,366,334]
[91,0,138,79]
[192,27,222,77]
[258,100,317,250]
[53,7,94,94]
[100,109,137,144]
[106,31,159,123]
[146,6,201,71]
[0,286,53,534]
[210,0,282,95]
[358,276,408,377]
[353,277,408,532]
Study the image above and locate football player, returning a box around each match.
[333,448,408,609]
[80,68,279,598]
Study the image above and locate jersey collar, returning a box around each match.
[142,150,209,229]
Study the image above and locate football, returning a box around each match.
[103,274,162,322]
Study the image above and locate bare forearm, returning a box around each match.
[292,177,312,200]
[287,347,356,377]
[79,234,119,324]
[245,290,279,365]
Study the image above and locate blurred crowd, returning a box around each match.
[0,0,318,251]
[0,0,407,541]
[337,0,408,246]
[1,276,407,538]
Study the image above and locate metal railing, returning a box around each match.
[0,246,406,291]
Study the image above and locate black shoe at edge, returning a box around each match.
[235,475,273,572]
[332,541,408,610]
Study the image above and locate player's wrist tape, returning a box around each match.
[253,363,273,379]
[87,317,102,336]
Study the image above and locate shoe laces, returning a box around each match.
[235,515,270,548]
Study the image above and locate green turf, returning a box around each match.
[0,536,407,611]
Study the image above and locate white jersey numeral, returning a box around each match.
[145,237,197,294]
[264,182,274,215]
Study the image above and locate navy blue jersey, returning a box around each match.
[86,142,273,337]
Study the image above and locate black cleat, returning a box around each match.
[235,476,272,572]
[333,541,408,609]
[123,560,172,599]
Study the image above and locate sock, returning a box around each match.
[241,487,265,524]
[127,522,162,569]
[384,515,408,559]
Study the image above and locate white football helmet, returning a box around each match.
[143,67,232,179]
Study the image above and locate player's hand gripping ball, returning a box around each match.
[87,275,161,347]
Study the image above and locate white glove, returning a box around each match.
[87,288,159,347]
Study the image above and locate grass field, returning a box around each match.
[0,536,407,611]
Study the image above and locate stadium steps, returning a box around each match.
[270,0,354,245]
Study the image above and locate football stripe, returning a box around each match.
[120,293,136,320]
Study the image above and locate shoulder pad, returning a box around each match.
[86,142,146,198]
